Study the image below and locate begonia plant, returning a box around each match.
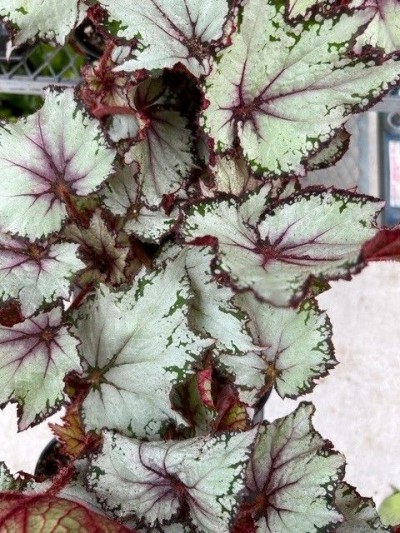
[0,0,399,531]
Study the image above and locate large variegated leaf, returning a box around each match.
[99,0,230,77]
[0,307,81,430]
[0,492,132,532]
[202,0,400,176]
[183,189,382,306]
[336,483,390,532]
[88,428,257,532]
[0,88,115,240]
[126,110,194,206]
[234,292,336,400]
[0,232,84,316]
[0,0,87,48]
[246,403,345,532]
[354,1,400,55]
[73,262,213,438]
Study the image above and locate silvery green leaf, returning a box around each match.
[0,307,81,430]
[247,403,345,532]
[88,428,257,532]
[183,189,382,306]
[202,0,400,176]
[99,0,231,77]
[0,88,116,240]
[0,0,87,47]
[73,261,213,438]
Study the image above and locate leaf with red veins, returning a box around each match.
[99,0,231,77]
[0,87,116,241]
[88,428,258,532]
[202,0,400,176]
[125,109,195,207]
[353,0,400,55]
[0,232,84,317]
[0,306,81,430]
[0,0,87,48]
[63,210,129,285]
[182,189,382,307]
[234,292,336,401]
[246,403,345,532]
[0,492,133,532]
[72,262,213,439]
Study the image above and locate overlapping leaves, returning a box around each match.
[99,0,231,77]
[0,231,84,316]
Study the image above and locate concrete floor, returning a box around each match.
[0,261,399,506]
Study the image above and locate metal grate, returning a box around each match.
[0,25,82,95]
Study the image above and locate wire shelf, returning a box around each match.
[0,25,82,95]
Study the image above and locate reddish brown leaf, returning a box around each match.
[197,368,215,410]
[50,405,100,459]
[363,227,400,262]
[231,508,257,533]
[0,493,134,532]
[213,383,251,432]
[0,300,23,327]
[217,401,250,431]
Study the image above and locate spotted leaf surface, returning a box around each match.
[335,483,390,532]
[0,0,87,47]
[126,110,194,206]
[100,0,230,77]
[183,189,381,306]
[73,263,212,438]
[234,292,336,399]
[246,403,345,532]
[0,307,81,430]
[88,428,257,532]
[354,0,400,55]
[0,88,115,240]
[0,232,84,316]
[0,493,133,532]
[202,0,400,176]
